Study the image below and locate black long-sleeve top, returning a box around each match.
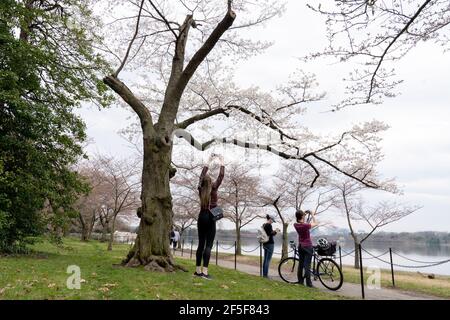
[263,223,277,244]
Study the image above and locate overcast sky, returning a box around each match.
[77,1,450,233]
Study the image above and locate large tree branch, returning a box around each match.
[157,15,195,128]
[175,1,236,97]
[226,105,296,140]
[103,75,154,136]
[170,15,194,81]
[311,154,377,188]
[271,195,285,225]
[176,104,297,142]
[303,132,349,157]
[158,2,236,128]
[177,108,230,129]
[173,129,377,188]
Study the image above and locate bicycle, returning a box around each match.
[278,240,343,291]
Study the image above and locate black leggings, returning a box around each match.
[196,210,216,268]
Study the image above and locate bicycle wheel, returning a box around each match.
[278,257,300,284]
[316,258,343,291]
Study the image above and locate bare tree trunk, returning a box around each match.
[108,215,117,251]
[101,222,108,242]
[281,222,289,260]
[236,223,242,255]
[178,229,183,249]
[86,211,96,241]
[79,214,88,241]
[353,239,360,269]
[81,228,89,241]
[122,137,185,272]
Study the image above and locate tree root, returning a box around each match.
[121,234,187,272]
[122,253,188,273]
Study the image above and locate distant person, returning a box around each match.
[262,214,280,278]
[172,229,180,253]
[195,154,225,280]
[294,210,318,287]
[170,228,175,246]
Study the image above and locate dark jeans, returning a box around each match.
[263,243,274,277]
[196,210,216,268]
[298,246,313,286]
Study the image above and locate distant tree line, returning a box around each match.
[180,228,450,246]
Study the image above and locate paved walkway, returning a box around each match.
[175,251,444,300]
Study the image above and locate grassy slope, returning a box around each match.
[0,238,340,300]
[215,253,450,299]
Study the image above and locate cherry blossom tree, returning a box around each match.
[220,162,263,255]
[73,164,109,241]
[97,0,388,271]
[308,0,450,110]
[332,177,420,268]
[76,155,141,250]
[262,161,336,259]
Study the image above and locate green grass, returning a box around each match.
[215,252,450,299]
[0,238,340,300]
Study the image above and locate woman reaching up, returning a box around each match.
[195,154,225,280]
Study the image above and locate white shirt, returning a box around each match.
[173,231,180,242]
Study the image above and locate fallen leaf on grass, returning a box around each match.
[220,284,229,290]
[48,283,56,288]
[0,288,5,295]
[103,283,117,288]
[98,287,109,292]
[193,282,203,286]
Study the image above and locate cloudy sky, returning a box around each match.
[77,1,450,233]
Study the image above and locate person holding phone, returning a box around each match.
[262,214,280,278]
[194,153,225,280]
[294,210,318,287]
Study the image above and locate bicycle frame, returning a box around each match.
[279,241,343,290]
[290,243,336,278]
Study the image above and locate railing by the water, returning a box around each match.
[177,236,450,299]
[74,232,449,299]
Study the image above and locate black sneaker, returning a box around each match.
[193,272,203,277]
[201,274,213,280]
